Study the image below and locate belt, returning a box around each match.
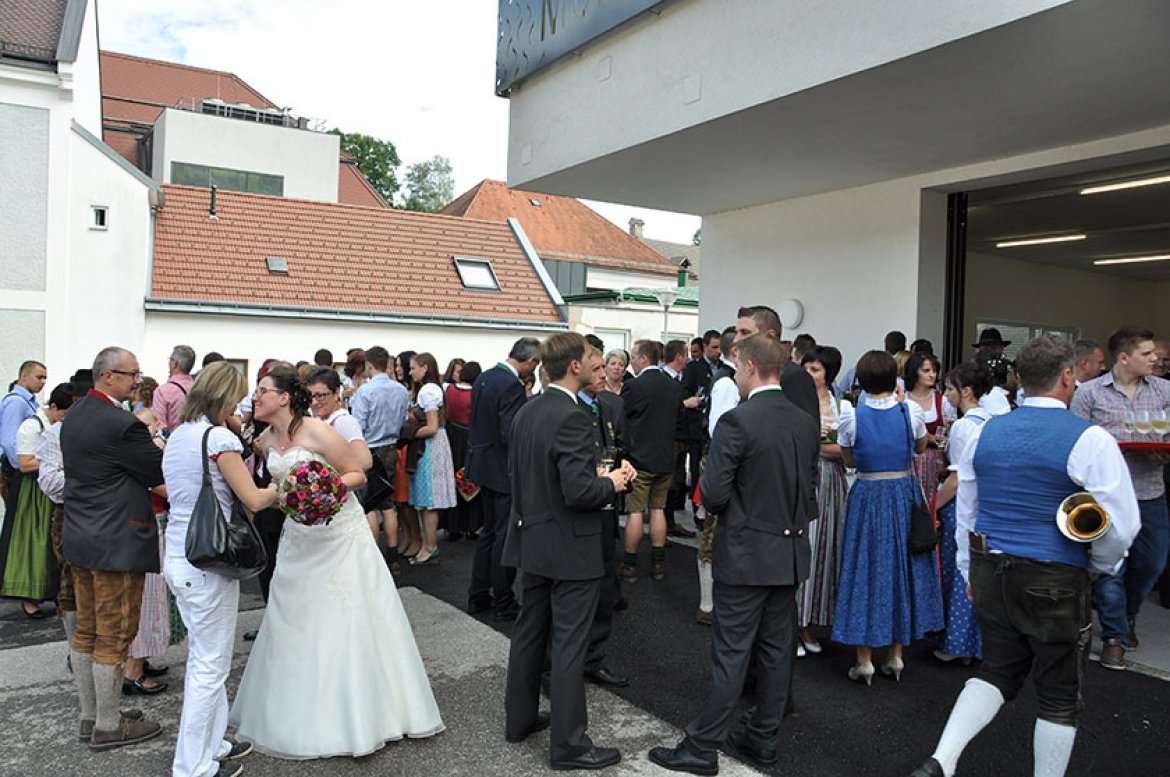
[856,469,911,481]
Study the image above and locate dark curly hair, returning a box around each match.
[945,361,993,403]
[264,363,311,437]
[903,351,941,392]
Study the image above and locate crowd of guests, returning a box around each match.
[0,314,1167,776]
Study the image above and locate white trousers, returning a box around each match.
[164,552,239,777]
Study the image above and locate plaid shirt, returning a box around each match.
[1070,371,1170,499]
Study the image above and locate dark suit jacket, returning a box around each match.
[679,358,712,442]
[621,368,684,473]
[465,363,526,494]
[503,389,615,581]
[594,391,626,456]
[780,361,819,423]
[701,388,819,587]
[61,393,165,573]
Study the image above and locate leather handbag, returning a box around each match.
[185,426,269,580]
[900,403,938,554]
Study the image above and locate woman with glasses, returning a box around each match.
[305,366,374,535]
[229,364,443,759]
[161,363,277,777]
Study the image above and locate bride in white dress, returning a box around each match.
[229,364,444,758]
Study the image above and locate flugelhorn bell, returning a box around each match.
[1056,492,1110,543]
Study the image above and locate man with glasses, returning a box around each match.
[60,347,166,750]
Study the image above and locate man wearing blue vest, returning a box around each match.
[910,337,1139,777]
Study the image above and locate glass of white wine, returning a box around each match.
[1134,410,1154,437]
[1153,409,1170,438]
[1122,409,1136,437]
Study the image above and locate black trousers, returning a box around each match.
[969,549,1091,725]
[684,582,797,754]
[468,487,516,613]
[585,510,620,670]
[253,508,284,603]
[506,574,601,760]
[666,439,704,517]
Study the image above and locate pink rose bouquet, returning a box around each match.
[277,459,348,526]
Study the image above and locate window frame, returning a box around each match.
[452,256,502,292]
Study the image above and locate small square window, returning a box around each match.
[91,206,108,230]
[453,256,500,291]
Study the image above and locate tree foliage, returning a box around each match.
[401,155,455,213]
[329,129,400,204]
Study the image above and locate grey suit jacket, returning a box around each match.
[503,389,616,581]
[701,388,820,587]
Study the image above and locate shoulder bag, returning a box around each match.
[185,426,269,579]
[901,403,937,554]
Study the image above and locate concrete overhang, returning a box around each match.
[508,0,1170,216]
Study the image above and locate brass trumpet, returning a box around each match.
[1056,492,1110,543]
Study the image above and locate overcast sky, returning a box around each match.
[96,0,701,244]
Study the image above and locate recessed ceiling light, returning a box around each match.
[1093,254,1170,266]
[1080,174,1170,195]
[995,234,1086,248]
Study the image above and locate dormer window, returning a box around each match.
[453,256,500,290]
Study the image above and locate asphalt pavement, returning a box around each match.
[1,527,1168,776]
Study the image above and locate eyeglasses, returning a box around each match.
[308,391,334,401]
[108,369,143,379]
[253,386,285,397]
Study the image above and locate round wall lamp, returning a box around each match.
[777,299,804,329]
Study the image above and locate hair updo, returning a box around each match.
[264,363,311,437]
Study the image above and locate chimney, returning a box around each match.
[628,217,645,239]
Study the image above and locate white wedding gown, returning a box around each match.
[228,448,444,759]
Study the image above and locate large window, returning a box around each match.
[974,321,1078,361]
[171,162,284,196]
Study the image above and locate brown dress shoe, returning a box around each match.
[619,564,638,583]
[1100,638,1126,671]
[651,563,666,580]
[695,609,713,625]
[89,715,162,750]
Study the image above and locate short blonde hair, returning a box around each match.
[179,362,247,425]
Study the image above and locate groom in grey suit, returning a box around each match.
[649,334,820,774]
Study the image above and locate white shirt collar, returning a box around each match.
[548,384,578,403]
[864,394,900,409]
[1022,397,1067,409]
[499,361,520,379]
[748,385,782,399]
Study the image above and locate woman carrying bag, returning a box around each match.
[162,363,277,777]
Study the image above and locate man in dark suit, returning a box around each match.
[466,337,539,620]
[677,330,719,525]
[734,305,819,423]
[620,339,685,581]
[649,334,819,774]
[664,339,703,537]
[61,347,166,750]
[504,332,635,771]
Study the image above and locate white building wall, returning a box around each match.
[701,122,1170,367]
[508,0,1068,184]
[585,267,678,292]
[51,129,155,378]
[569,304,699,349]
[152,108,340,202]
[142,313,563,387]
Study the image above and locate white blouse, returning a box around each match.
[945,407,992,472]
[416,382,444,412]
[837,396,926,448]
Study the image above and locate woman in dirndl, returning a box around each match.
[904,351,950,505]
[406,353,457,566]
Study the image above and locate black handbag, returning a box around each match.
[185,426,269,580]
[901,403,938,554]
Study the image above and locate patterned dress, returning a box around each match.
[408,383,456,510]
[832,398,944,647]
[911,391,948,505]
[798,398,852,628]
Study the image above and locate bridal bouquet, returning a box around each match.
[277,459,348,526]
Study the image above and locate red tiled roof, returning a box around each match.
[0,0,67,64]
[338,158,389,209]
[440,180,677,276]
[152,185,561,325]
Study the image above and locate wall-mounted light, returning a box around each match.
[1080,174,1170,195]
[995,234,1085,248]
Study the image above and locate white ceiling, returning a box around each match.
[518,0,1170,218]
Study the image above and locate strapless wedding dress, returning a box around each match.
[228,447,444,759]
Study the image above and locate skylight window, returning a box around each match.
[453,256,500,290]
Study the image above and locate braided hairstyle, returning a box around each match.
[264,363,312,438]
[945,360,993,403]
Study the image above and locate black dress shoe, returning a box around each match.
[613,596,630,612]
[725,729,777,768]
[648,743,718,776]
[493,604,521,621]
[122,676,167,696]
[909,757,945,777]
[142,661,169,678]
[505,711,551,743]
[551,746,621,771]
[585,665,629,688]
[467,597,492,615]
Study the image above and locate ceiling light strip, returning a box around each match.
[1093,254,1170,266]
[995,234,1086,248]
[1080,175,1170,195]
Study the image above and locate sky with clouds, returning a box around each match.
[96,0,700,244]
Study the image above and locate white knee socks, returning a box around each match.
[1033,719,1076,777]
[62,610,77,644]
[92,662,122,731]
[697,559,713,613]
[72,651,96,722]
[931,678,1004,776]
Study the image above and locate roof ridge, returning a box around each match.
[99,49,277,107]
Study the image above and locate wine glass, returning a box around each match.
[1135,410,1153,437]
[1122,409,1137,438]
[1154,409,1170,437]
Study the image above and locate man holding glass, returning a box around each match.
[1070,326,1170,670]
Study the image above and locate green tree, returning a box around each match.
[401,155,455,212]
[329,129,400,204]
[692,228,702,246]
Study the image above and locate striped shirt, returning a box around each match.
[1070,371,1170,500]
